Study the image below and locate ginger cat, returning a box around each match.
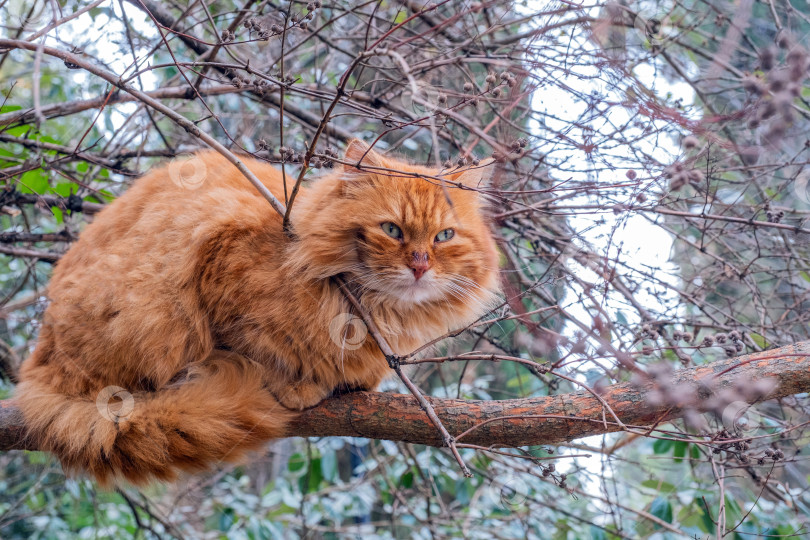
[14,140,500,485]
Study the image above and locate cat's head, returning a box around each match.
[291,140,501,312]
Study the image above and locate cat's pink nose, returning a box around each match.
[409,251,430,280]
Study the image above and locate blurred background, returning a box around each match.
[2,0,810,537]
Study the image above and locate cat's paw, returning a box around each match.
[276,382,328,411]
[331,382,373,396]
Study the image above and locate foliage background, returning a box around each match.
[2,0,810,538]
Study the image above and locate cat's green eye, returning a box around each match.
[381,222,403,240]
[435,228,455,243]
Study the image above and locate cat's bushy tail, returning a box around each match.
[15,351,295,486]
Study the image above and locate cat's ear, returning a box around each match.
[343,139,384,172]
[448,158,495,189]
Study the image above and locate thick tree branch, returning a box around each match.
[0,342,808,452]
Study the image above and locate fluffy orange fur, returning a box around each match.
[14,140,500,485]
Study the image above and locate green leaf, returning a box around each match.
[36,134,60,145]
[394,10,407,24]
[0,105,22,113]
[399,470,414,489]
[679,502,707,529]
[18,169,49,194]
[724,496,742,525]
[217,508,236,531]
[641,479,677,493]
[696,499,715,533]
[287,452,306,472]
[53,182,77,197]
[5,125,31,137]
[76,162,89,173]
[749,333,767,349]
[652,438,674,454]
[673,440,688,463]
[303,457,323,493]
[650,497,673,524]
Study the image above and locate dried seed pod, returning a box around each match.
[767,119,788,140]
[626,169,637,180]
[759,46,776,71]
[788,82,801,97]
[787,46,807,65]
[463,82,474,92]
[742,74,764,95]
[740,146,760,166]
[769,70,789,93]
[759,100,777,120]
[776,30,792,49]
[682,135,699,149]
[670,172,686,191]
[773,91,794,115]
